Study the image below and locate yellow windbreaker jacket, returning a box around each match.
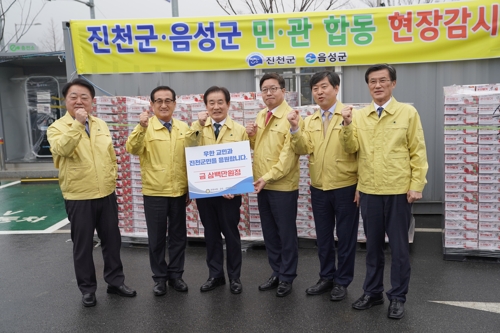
[185,116,248,147]
[47,112,117,200]
[249,100,303,191]
[340,97,428,195]
[126,116,189,197]
[291,101,357,190]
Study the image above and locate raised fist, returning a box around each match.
[75,108,88,125]
[341,105,353,125]
[198,111,209,126]
[287,109,300,131]
[139,111,150,128]
[245,122,258,137]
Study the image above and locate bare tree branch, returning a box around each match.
[215,0,232,15]
[214,0,359,15]
[1,0,47,52]
[41,18,63,52]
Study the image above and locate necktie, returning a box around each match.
[164,122,172,132]
[265,111,273,125]
[323,110,331,138]
[377,107,384,118]
[214,123,221,139]
[85,121,90,137]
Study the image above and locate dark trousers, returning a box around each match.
[310,184,359,286]
[258,189,299,283]
[360,192,412,302]
[197,195,242,280]
[143,194,187,282]
[65,192,124,294]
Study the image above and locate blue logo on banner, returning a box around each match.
[305,53,316,64]
[246,53,264,67]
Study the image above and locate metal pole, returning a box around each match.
[172,0,179,17]
[0,15,4,51]
[89,0,95,19]
[0,137,6,170]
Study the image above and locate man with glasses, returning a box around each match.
[246,73,303,297]
[340,64,428,319]
[287,71,359,302]
[126,86,191,296]
[48,78,136,307]
[185,86,248,294]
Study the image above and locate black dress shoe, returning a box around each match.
[276,281,292,297]
[168,278,188,292]
[230,279,243,294]
[258,276,279,291]
[388,299,405,319]
[107,284,137,297]
[306,279,334,295]
[330,284,347,301]
[352,294,384,310]
[200,277,226,292]
[82,293,96,307]
[153,281,167,296]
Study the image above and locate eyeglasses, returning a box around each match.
[368,79,391,86]
[154,99,175,106]
[261,86,281,94]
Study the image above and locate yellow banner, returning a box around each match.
[70,0,500,74]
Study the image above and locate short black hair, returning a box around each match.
[150,86,176,102]
[62,78,95,99]
[260,73,285,90]
[203,86,230,105]
[365,64,397,84]
[310,71,340,90]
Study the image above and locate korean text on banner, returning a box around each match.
[185,141,254,199]
[69,0,500,74]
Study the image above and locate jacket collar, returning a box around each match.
[365,97,397,117]
[311,101,344,120]
[152,116,180,130]
[266,100,289,119]
[204,116,234,129]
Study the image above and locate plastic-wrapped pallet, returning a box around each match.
[443,83,500,257]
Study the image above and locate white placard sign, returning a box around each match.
[185,141,254,199]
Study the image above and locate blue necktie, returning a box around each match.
[164,122,172,132]
[377,107,384,118]
[85,121,90,137]
[214,123,221,139]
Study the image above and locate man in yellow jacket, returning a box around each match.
[288,71,359,301]
[246,73,303,297]
[48,78,136,307]
[185,86,248,294]
[126,86,190,297]
[340,64,428,319]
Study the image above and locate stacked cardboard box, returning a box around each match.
[93,96,150,236]
[93,92,376,244]
[476,85,500,251]
[444,84,500,252]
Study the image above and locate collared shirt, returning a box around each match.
[321,103,337,122]
[212,117,227,132]
[158,119,173,128]
[374,98,392,113]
